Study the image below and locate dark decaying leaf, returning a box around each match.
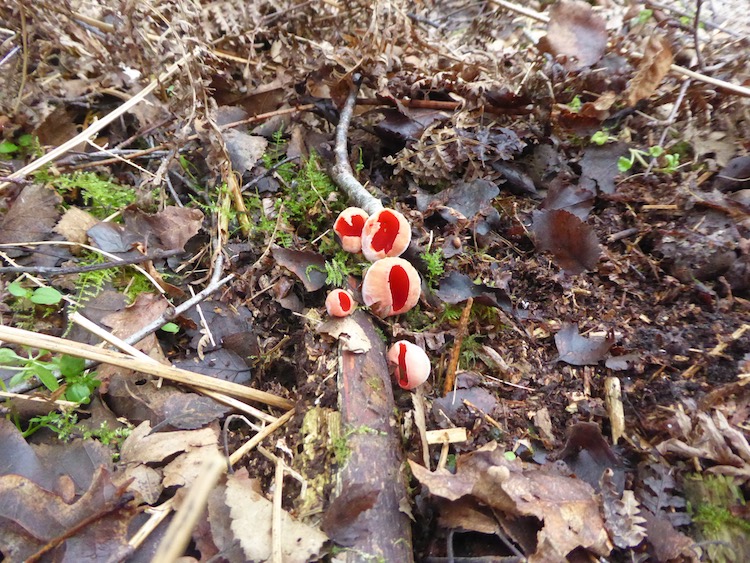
[149,393,231,431]
[626,35,673,107]
[579,143,629,196]
[556,422,624,491]
[321,483,380,547]
[637,461,691,528]
[537,0,607,70]
[641,509,697,562]
[173,348,252,384]
[101,292,170,339]
[122,205,204,252]
[373,107,445,145]
[554,323,614,366]
[271,246,327,291]
[600,469,647,549]
[0,184,62,256]
[0,466,134,562]
[435,271,512,312]
[433,386,497,428]
[416,179,499,222]
[180,299,255,349]
[532,209,601,274]
[541,178,595,220]
[714,155,750,192]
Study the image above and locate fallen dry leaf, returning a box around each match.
[554,323,614,366]
[53,206,99,246]
[410,442,611,562]
[601,469,647,549]
[222,129,268,176]
[122,205,204,252]
[0,184,62,253]
[538,0,607,70]
[225,468,327,562]
[532,209,601,274]
[626,35,673,107]
[271,245,327,291]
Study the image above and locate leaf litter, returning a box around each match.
[0,0,749,561]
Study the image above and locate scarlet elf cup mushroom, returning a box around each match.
[333,207,369,253]
[361,208,411,262]
[325,289,356,317]
[361,257,421,318]
[387,340,431,390]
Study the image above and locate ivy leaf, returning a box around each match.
[58,355,85,378]
[0,140,19,154]
[30,287,63,305]
[32,363,59,391]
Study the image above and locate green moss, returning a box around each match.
[39,170,137,218]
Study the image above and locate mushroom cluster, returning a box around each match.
[326,205,430,390]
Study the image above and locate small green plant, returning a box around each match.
[460,333,484,369]
[0,348,100,403]
[590,130,617,146]
[40,170,137,217]
[636,9,653,25]
[23,411,132,455]
[421,248,445,288]
[568,96,583,112]
[7,280,63,306]
[0,134,41,159]
[618,145,680,174]
[317,252,360,288]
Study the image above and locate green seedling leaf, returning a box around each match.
[17,134,34,147]
[0,140,19,154]
[590,131,609,146]
[0,348,24,365]
[160,322,180,333]
[7,281,31,298]
[32,363,59,391]
[617,156,633,172]
[9,371,27,387]
[648,145,664,157]
[637,9,653,24]
[30,286,63,305]
[59,355,85,378]
[66,382,92,403]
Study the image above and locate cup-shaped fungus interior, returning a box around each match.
[325,289,356,317]
[361,257,420,317]
[334,207,369,253]
[361,208,411,261]
[387,340,431,390]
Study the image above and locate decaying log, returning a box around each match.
[328,310,413,562]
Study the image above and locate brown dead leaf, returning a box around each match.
[538,0,607,70]
[532,209,601,274]
[122,205,204,252]
[223,129,268,176]
[321,483,380,546]
[102,292,170,340]
[601,469,647,549]
[53,207,99,246]
[410,442,611,562]
[0,466,134,562]
[225,468,327,562]
[626,35,673,107]
[0,184,62,249]
[271,246,327,292]
[554,324,614,366]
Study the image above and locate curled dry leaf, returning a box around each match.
[554,323,614,366]
[626,35,674,107]
[271,246,327,291]
[600,469,647,549]
[537,0,607,70]
[532,209,601,274]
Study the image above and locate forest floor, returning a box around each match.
[0,1,749,562]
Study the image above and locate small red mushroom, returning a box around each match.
[325,288,356,317]
[333,207,369,253]
[361,257,421,317]
[361,208,411,262]
[387,340,431,390]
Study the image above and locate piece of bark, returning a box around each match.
[333,310,413,562]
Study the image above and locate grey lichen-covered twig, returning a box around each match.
[330,74,383,216]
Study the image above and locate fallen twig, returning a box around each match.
[443,297,473,396]
[330,74,383,215]
[0,324,293,409]
[0,249,181,276]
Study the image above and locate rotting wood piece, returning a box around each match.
[333,310,414,562]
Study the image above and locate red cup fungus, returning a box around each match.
[387,340,431,390]
[325,288,356,317]
[333,207,369,253]
[361,257,421,317]
[361,208,411,262]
